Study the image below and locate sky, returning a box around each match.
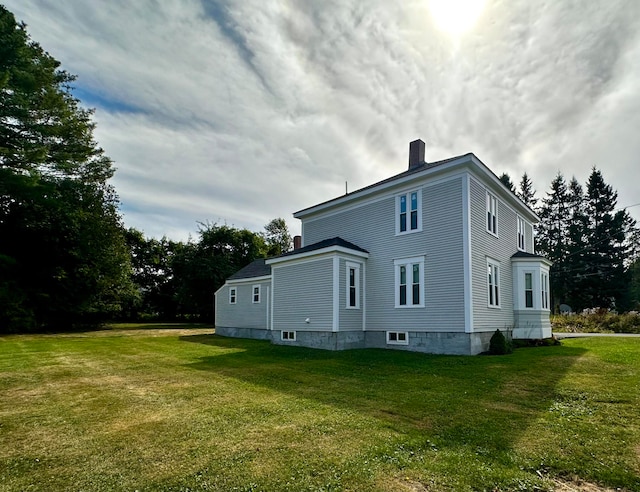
[6,0,640,240]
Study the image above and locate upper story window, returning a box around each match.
[487,258,500,308]
[524,272,533,308]
[396,190,422,235]
[346,261,361,309]
[252,285,261,303]
[517,216,526,251]
[541,272,550,310]
[229,287,237,304]
[486,192,498,236]
[394,256,425,308]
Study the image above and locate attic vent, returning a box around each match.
[409,139,425,170]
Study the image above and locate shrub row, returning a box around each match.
[551,312,640,334]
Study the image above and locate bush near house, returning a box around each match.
[551,312,640,334]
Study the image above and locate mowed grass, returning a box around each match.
[0,327,638,491]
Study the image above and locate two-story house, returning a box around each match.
[214,140,552,355]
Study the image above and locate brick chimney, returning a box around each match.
[293,235,302,250]
[409,139,425,170]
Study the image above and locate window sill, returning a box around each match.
[487,304,501,309]
[394,304,425,309]
[395,228,423,237]
[486,230,499,238]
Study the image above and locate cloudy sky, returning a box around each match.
[6,0,640,240]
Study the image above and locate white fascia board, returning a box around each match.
[512,256,553,267]
[294,153,539,224]
[294,154,475,219]
[266,245,369,266]
[213,283,227,296]
[227,275,272,285]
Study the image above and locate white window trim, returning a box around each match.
[487,258,501,308]
[345,261,361,309]
[523,271,534,309]
[229,287,237,304]
[252,284,261,304]
[386,331,409,345]
[394,256,425,308]
[517,216,526,251]
[541,272,550,311]
[486,191,498,237]
[281,330,296,341]
[395,189,423,236]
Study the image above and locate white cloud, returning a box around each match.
[5,0,640,240]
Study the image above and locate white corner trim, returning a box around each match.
[462,175,474,333]
[332,256,339,332]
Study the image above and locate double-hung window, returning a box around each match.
[397,190,421,234]
[394,257,424,308]
[252,285,261,303]
[541,272,550,310]
[346,261,361,309]
[229,287,237,304]
[524,272,533,308]
[487,259,500,308]
[486,192,498,236]
[517,216,526,251]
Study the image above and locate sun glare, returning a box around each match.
[428,0,486,37]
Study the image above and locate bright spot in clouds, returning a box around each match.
[429,0,486,36]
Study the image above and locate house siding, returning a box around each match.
[272,257,334,332]
[215,280,270,330]
[339,258,363,331]
[469,176,517,333]
[303,176,466,333]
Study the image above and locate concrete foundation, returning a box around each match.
[215,327,501,355]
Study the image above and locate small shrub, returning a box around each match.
[489,329,512,355]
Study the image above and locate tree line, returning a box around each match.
[0,6,290,332]
[499,171,640,313]
[1,5,638,333]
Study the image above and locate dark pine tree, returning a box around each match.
[581,167,632,309]
[537,173,569,310]
[517,172,538,210]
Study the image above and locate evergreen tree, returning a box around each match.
[581,167,631,309]
[564,177,588,310]
[537,173,569,309]
[517,172,538,209]
[498,173,515,192]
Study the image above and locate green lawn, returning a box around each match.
[0,327,638,491]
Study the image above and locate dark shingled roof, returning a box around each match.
[511,251,547,259]
[275,236,368,259]
[228,258,271,280]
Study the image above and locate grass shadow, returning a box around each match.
[180,333,587,458]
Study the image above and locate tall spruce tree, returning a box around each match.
[498,173,515,192]
[537,173,569,309]
[581,168,631,309]
[517,172,538,209]
[564,177,588,310]
[0,6,133,331]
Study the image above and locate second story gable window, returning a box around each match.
[396,190,422,235]
[517,216,526,251]
[486,192,498,236]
